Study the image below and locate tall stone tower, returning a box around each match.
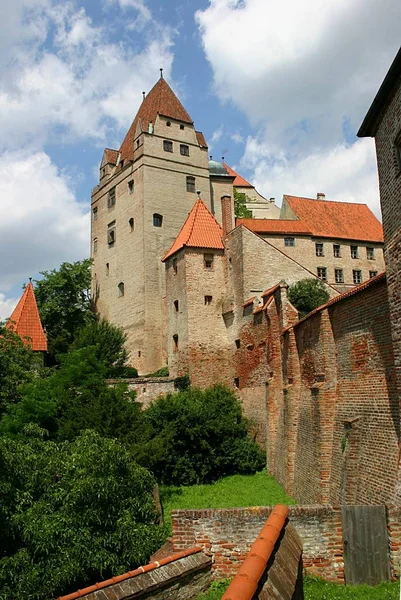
[91,74,212,374]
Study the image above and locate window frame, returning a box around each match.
[350,245,358,259]
[186,175,196,193]
[315,242,324,257]
[317,266,327,281]
[153,213,163,227]
[93,238,98,253]
[369,270,378,279]
[180,144,190,157]
[334,268,344,284]
[107,221,116,246]
[204,253,214,269]
[108,187,116,209]
[333,244,341,258]
[366,246,375,260]
[93,207,98,221]
[353,269,362,285]
[163,140,173,153]
[284,237,295,247]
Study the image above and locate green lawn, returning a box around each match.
[161,470,295,532]
[197,577,399,600]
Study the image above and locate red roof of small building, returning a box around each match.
[120,77,194,162]
[196,131,208,148]
[6,282,47,352]
[103,148,119,165]
[223,163,253,188]
[162,199,224,261]
[284,195,384,243]
[236,219,312,235]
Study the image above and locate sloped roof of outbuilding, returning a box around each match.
[162,199,224,261]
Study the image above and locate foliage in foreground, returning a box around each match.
[197,579,231,599]
[134,385,265,486]
[234,188,253,218]
[303,576,399,599]
[288,278,330,318]
[161,471,295,533]
[0,430,166,600]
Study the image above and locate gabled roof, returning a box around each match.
[223,163,253,188]
[6,282,47,351]
[283,195,384,243]
[120,77,194,162]
[236,219,312,236]
[358,46,401,137]
[103,148,119,166]
[196,131,208,148]
[162,199,224,261]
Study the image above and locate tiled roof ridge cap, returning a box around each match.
[284,193,372,208]
[56,547,202,600]
[282,271,386,334]
[221,505,289,600]
[236,224,339,294]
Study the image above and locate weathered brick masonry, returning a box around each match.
[172,505,401,583]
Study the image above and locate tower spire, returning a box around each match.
[160,68,163,79]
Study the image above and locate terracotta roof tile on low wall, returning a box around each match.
[221,505,289,600]
[57,547,203,600]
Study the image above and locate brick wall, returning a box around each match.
[172,506,344,582]
[106,377,175,408]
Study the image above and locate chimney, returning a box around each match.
[221,195,234,236]
[317,192,325,200]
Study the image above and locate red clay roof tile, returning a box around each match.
[284,195,384,243]
[162,199,224,261]
[236,219,312,235]
[104,148,119,165]
[196,131,208,148]
[6,283,47,352]
[223,163,253,188]
[120,77,193,162]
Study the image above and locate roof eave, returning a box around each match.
[358,46,401,137]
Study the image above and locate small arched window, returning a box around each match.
[129,217,134,231]
[153,213,163,227]
[118,282,125,297]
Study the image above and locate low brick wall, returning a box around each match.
[57,547,211,600]
[106,377,175,407]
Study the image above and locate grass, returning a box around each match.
[161,470,295,532]
[196,577,400,600]
[304,576,399,599]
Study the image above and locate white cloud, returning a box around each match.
[231,133,244,145]
[0,294,20,321]
[243,137,381,217]
[0,0,174,151]
[0,151,89,293]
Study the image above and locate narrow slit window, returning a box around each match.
[118,282,125,297]
[173,334,179,351]
[108,188,116,208]
[106,263,109,275]
[204,295,213,305]
[173,258,178,274]
[93,207,98,220]
[129,217,134,231]
[174,300,179,312]
[128,180,134,193]
[93,238,98,253]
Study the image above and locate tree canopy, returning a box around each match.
[234,188,253,218]
[288,278,330,318]
[0,431,165,600]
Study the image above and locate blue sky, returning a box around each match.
[0,0,400,317]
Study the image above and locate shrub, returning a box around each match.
[288,278,330,318]
[0,431,166,600]
[72,319,129,374]
[133,385,265,485]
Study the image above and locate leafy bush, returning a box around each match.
[288,278,330,318]
[134,385,265,485]
[72,318,129,373]
[146,366,169,377]
[0,431,166,600]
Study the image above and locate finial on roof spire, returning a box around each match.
[29,277,32,283]
[197,190,201,198]
[210,155,212,160]
[160,68,163,79]
[142,91,146,101]
[222,156,224,161]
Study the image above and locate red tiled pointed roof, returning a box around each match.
[223,163,253,188]
[162,199,224,261]
[6,283,47,351]
[103,148,119,165]
[284,195,384,243]
[120,77,193,162]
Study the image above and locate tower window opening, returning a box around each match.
[204,295,213,305]
[180,144,189,157]
[128,180,134,193]
[93,238,98,253]
[173,334,179,351]
[173,258,178,274]
[153,213,163,227]
[174,300,179,312]
[129,217,134,231]
[163,140,173,152]
[118,282,125,297]
[166,121,171,127]
[180,124,184,130]
[186,175,196,193]
[108,187,116,208]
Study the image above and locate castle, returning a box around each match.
[91,73,384,379]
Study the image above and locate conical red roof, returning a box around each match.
[162,199,224,261]
[120,77,193,162]
[7,282,47,351]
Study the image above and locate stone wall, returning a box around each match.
[172,505,401,583]
[107,377,175,408]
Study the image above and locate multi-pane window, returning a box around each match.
[93,207,98,221]
[180,144,189,157]
[163,140,173,152]
[284,237,295,247]
[353,269,362,284]
[335,268,344,284]
[153,213,163,227]
[128,180,134,193]
[107,221,116,245]
[108,188,116,208]
[315,242,324,257]
[317,267,327,281]
[333,244,341,257]
[204,253,213,269]
[369,270,378,279]
[350,245,358,259]
[186,176,196,193]
[366,247,375,260]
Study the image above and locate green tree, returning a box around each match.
[234,188,253,218]
[0,431,166,600]
[288,278,330,318]
[0,323,37,416]
[134,384,265,486]
[0,346,141,442]
[34,259,95,360]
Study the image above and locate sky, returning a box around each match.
[0,0,400,318]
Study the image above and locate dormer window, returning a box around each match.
[163,140,173,152]
[153,213,163,227]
